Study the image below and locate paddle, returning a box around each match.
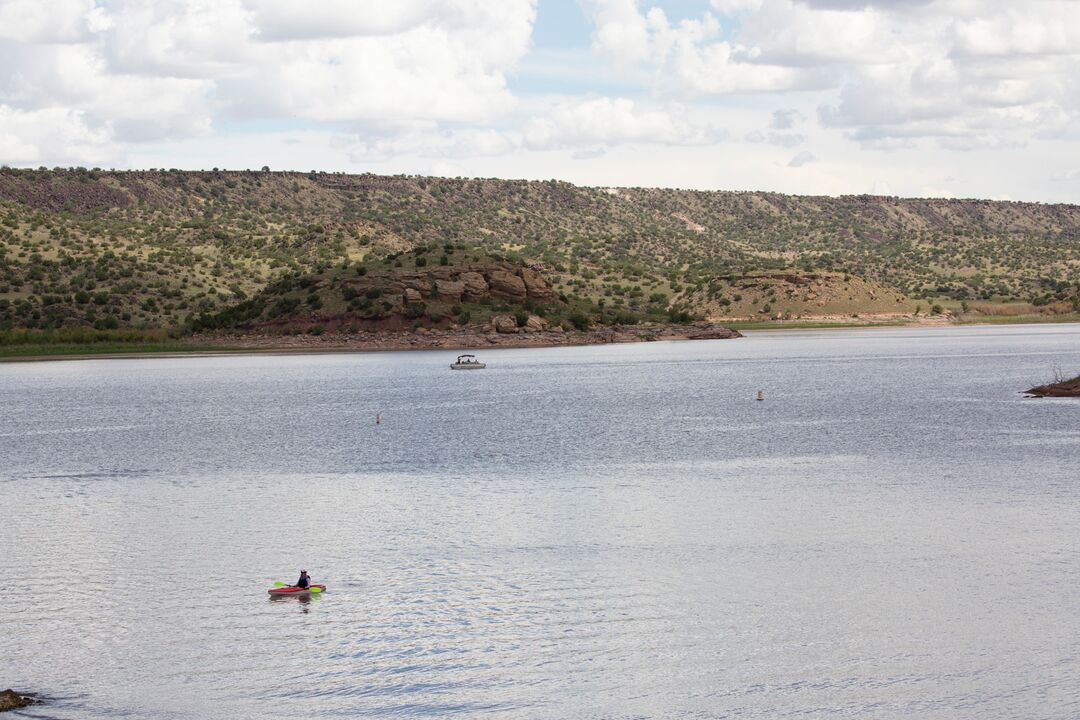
[273,581,323,593]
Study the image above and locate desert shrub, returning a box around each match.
[667,308,693,324]
[568,311,590,331]
[269,297,301,317]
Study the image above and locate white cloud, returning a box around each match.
[736,0,903,66]
[583,0,815,94]
[0,40,215,142]
[0,0,1078,203]
[583,0,1080,153]
[950,4,1080,58]
[768,132,807,147]
[572,148,607,160]
[795,1,932,9]
[334,95,723,161]
[745,126,807,146]
[245,0,434,41]
[0,0,107,44]
[770,108,804,129]
[0,0,537,160]
[221,29,521,125]
[710,0,764,13]
[340,126,518,163]
[0,105,117,165]
[523,96,721,149]
[583,0,663,66]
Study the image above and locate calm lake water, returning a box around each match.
[2,325,1079,719]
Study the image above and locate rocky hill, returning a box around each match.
[189,246,582,336]
[2,167,1080,334]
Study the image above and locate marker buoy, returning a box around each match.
[376,413,381,424]
[756,390,764,401]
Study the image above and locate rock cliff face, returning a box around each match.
[191,249,569,334]
[485,269,529,302]
[191,247,743,345]
[386,261,554,311]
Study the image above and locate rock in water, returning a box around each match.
[0,690,32,712]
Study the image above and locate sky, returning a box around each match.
[1,0,1079,202]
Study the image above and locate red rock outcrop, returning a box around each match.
[487,270,527,301]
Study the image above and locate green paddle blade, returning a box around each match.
[274,582,287,587]
[310,586,322,593]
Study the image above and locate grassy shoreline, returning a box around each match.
[4,314,1079,362]
[0,341,219,360]
[0,327,220,361]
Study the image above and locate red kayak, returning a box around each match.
[267,584,326,596]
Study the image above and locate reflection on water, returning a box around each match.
[1,324,1079,719]
[269,595,318,613]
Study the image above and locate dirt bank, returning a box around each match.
[196,322,742,353]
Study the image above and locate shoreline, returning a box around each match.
[3,315,1080,363]
[0,323,741,363]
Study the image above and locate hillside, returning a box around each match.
[189,246,588,335]
[2,167,1080,334]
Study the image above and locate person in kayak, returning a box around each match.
[295,570,310,589]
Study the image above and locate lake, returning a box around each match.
[2,324,1078,719]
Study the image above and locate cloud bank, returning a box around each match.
[0,0,1077,200]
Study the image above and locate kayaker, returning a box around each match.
[295,570,310,589]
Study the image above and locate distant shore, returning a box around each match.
[4,313,1080,362]
[0,322,741,362]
